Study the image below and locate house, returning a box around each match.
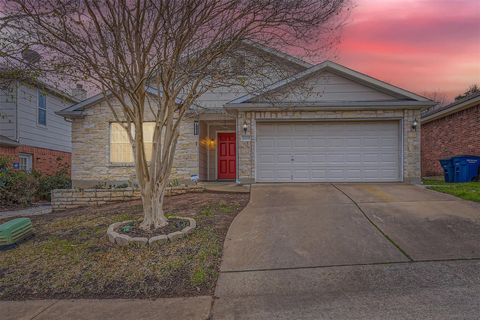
[57,43,435,187]
[0,80,83,175]
[421,93,480,177]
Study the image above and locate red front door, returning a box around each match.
[218,132,236,180]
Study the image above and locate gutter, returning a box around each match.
[224,101,435,113]
[421,95,480,124]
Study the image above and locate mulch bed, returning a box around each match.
[119,218,190,237]
[0,191,249,300]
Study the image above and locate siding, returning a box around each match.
[253,71,396,103]
[0,83,17,140]
[16,83,73,152]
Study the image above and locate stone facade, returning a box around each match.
[51,185,205,210]
[71,98,199,187]
[421,103,480,176]
[237,109,422,184]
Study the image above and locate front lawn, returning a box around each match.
[423,179,480,202]
[0,192,249,300]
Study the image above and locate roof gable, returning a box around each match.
[229,61,432,105]
[56,87,185,118]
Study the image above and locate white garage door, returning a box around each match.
[256,121,401,182]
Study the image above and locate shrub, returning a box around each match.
[0,156,72,206]
[36,169,71,201]
[0,166,39,206]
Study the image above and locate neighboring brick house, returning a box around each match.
[421,93,480,177]
[57,42,435,187]
[0,80,82,175]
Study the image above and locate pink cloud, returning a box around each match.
[333,0,480,101]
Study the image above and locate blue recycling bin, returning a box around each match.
[452,155,480,182]
[439,158,455,183]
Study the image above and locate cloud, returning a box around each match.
[334,0,480,100]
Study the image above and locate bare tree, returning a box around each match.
[455,84,480,101]
[3,0,348,230]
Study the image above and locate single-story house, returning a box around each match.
[421,93,480,177]
[57,43,435,187]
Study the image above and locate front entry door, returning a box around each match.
[218,132,236,180]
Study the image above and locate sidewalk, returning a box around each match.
[0,204,51,219]
[2,296,212,320]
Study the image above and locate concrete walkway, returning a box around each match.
[200,182,250,194]
[2,296,212,320]
[213,183,480,319]
[0,204,51,219]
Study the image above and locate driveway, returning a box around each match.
[213,183,480,319]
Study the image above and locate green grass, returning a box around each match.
[423,178,480,202]
[0,193,249,300]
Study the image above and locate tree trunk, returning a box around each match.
[139,181,168,230]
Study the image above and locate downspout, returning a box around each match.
[15,81,19,142]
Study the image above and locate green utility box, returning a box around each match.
[0,218,33,249]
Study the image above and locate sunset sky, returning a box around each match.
[333,0,480,102]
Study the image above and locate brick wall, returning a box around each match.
[0,145,71,175]
[421,104,480,176]
[51,185,204,210]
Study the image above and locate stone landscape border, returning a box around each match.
[107,217,196,246]
[51,185,204,211]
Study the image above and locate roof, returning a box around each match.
[56,86,188,118]
[421,92,480,123]
[30,79,80,103]
[242,40,312,69]
[227,60,434,107]
[0,69,79,103]
[58,42,311,118]
[0,135,20,147]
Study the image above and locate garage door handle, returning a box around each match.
[291,157,294,161]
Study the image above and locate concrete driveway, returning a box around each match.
[213,183,480,319]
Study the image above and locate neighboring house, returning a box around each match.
[0,80,82,175]
[421,93,480,177]
[57,43,435,187]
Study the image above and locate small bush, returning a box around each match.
[0,168,39,206]
[36,169,71,201]
[0,156,71,206]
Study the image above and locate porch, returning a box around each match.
[197,114,237,182]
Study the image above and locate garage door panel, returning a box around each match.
[256,121,400,182]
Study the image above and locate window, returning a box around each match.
[19,153,33,172]
[110,122,155,163]
[38,91,47,125]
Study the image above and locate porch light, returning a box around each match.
[243,121,248,134]
[193,120,199,136]
[412,118,418,131]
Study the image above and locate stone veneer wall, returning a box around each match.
[71,98,199,187]
[237,109,422,184]
[51,185,204,211]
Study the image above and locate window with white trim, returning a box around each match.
[110,122,155,163]
[38,91,47,125]
[19,153,33,172]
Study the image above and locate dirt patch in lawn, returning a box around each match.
[0,191,249,300]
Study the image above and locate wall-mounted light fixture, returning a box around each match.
[193,120,199,136]
[243,121,248,134]
[412,118,418,131]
